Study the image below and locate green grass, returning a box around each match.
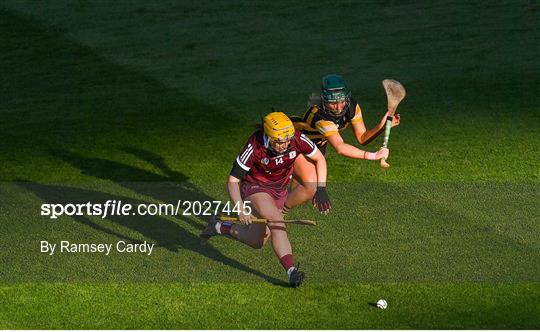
[0,0,538,329]
[1,1,538,183]
[1,283,538,329]
[1,182,538,283]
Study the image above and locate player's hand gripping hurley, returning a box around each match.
[380,79,406,168]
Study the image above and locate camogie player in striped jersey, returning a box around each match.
[284,74,400,213]
[200,112,330,287]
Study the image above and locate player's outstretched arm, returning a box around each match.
[354,111,400,146]
[305,149,331,214]
[306,149,327,186]
[327,132,389,161]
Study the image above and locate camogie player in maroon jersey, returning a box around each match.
[200,112,330,287]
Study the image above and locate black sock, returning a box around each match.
[282,204,292,216]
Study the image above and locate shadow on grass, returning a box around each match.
[31,148,289,285]
[2,7,287,286]
[22,178,286,286]
[51,148,212,231]
[0,7,241,181]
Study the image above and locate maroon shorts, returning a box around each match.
[240,182,288,210]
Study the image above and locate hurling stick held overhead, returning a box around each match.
[218,215,317,226]
[380,79,406,168]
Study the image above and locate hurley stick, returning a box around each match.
[380,79,406,168]
[218,215,317,226]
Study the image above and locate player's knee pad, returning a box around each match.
[248,238,265,249]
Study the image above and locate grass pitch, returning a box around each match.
[0,1,538,329]
[1,283,538,329]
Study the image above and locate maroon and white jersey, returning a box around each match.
[233,130,318,189]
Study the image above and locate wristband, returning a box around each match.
[366,152,377,160]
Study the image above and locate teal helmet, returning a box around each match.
[321,74,351,117]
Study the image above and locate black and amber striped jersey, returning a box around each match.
[291,96,364,152]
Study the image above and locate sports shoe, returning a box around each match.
[288,266,305,288]
[200,215,218,245]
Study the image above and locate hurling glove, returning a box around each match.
[312,186,331,214]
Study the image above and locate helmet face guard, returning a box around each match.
[321,74,351,118]
[322,90,350,117]
[268,138,292,154]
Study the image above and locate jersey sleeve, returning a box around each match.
[298,133,318,157]
[235,139,256,171]
[351,104,364,124]
[314,120,339,137]
[230,136,257,179]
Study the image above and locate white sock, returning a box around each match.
[215,222,222,234]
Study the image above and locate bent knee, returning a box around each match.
[247,238,265,249]
[247,232,270,249]
[247,242,264,249]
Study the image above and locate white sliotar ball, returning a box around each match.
[376,299,388,309]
